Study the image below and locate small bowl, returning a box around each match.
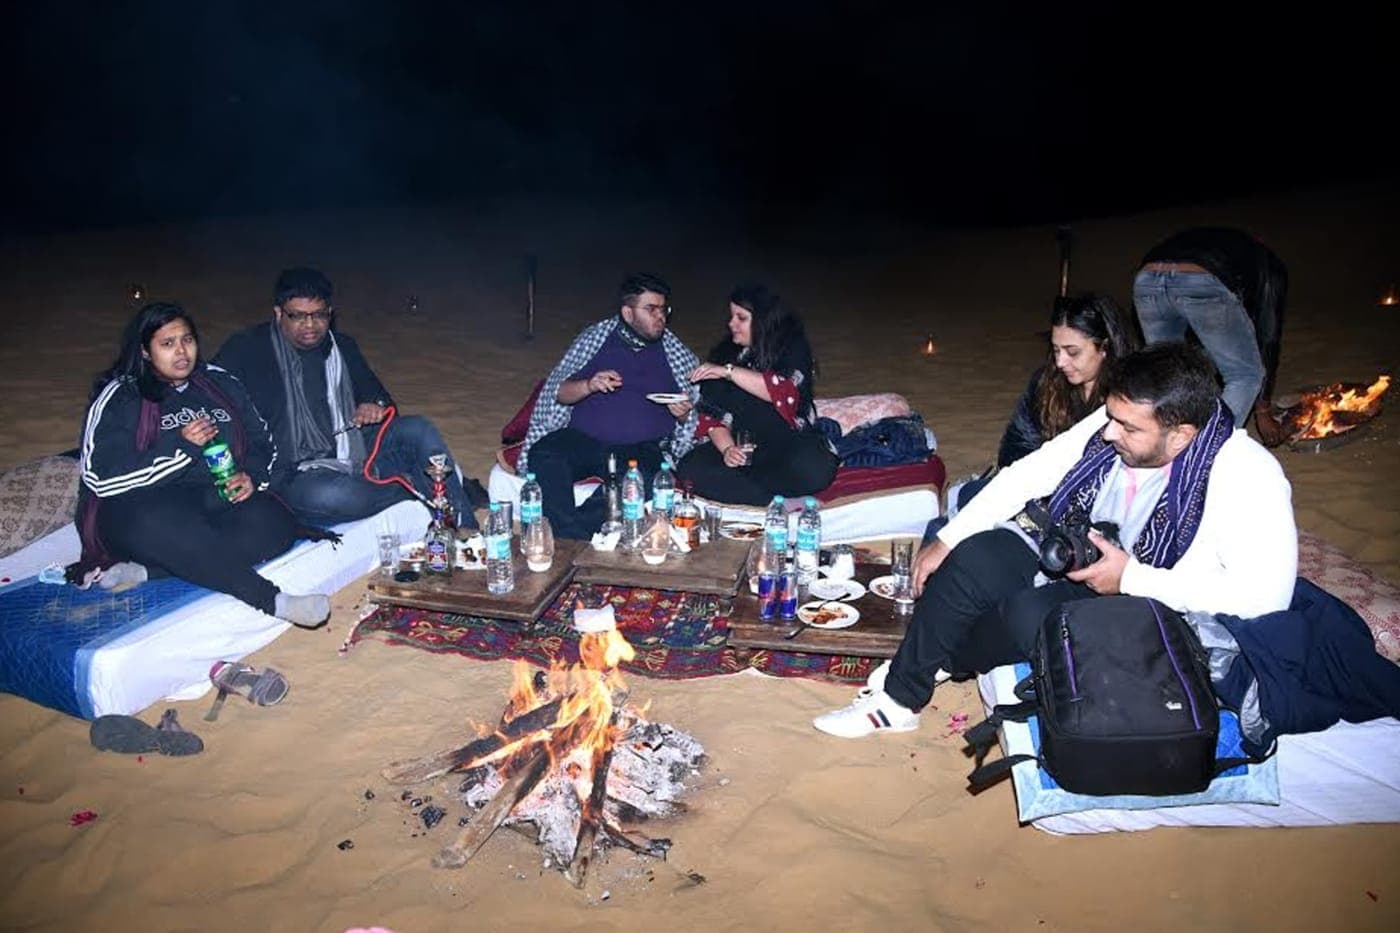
[641,548,668,566]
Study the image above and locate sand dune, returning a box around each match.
[1,186,1397,931]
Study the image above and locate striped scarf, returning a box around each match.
[1044,400,1234,569]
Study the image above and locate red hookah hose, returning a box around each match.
[359,405,424,499]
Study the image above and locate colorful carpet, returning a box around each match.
[350,581,878,685]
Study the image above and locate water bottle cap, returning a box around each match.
[489,502,501,512]
[773,495,785,504]
[805,496,817,507]
[526,472,536,481]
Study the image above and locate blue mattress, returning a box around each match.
[0,574,209,719]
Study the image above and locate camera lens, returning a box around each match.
[1040,535,1073,574]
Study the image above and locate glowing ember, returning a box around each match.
[1283,375,1391,440]
[922,333,938,357]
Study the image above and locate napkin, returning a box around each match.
[590,530,621,551]
[574,604,617,634]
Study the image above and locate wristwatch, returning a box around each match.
[724,363,734,381]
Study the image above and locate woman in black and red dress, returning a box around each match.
[677,284,838,505]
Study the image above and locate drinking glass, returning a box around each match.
[522,517,555,572]
[377,532,400,576]
[703,505,723,543]
[735,430,757,463]
[891,539,915,616]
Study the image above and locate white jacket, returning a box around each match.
[939,408,1297,619]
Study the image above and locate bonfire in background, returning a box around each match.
[1281,375,1391,441]
[381,613,704,888]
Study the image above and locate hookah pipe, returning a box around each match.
[336,405,434,508]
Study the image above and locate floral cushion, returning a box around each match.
[813,393,913,435]
[0,455,80,559]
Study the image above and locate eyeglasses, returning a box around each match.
[633,302,672,319]
[281,309,333,325]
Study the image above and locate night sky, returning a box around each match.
[8,2,1392,233]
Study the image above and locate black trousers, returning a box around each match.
[97,485,299,616]
[526,427,665,540]
[676,380,838,506]
[884,529,1094,711]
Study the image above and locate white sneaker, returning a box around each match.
[858,661,948,700]
[812,689,921,738]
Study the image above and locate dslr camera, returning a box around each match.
[1020,502,1121,577]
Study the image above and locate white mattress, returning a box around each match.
[0,499,427,717]
[977,665,1400,833]
[488,464,939,544]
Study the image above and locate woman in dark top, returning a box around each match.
[996,292,1139,466]
[677,284,838,505]
[72,302,333,627]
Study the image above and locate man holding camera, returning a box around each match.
[814,343,1297,738]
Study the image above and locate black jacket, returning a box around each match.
[212,323,393,484]
[79,364,277,498]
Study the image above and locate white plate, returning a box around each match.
[796,600,861,630]
[645,392,689,404]
[808,577,867,601]
[719,521,763,541]
[868,575,901,600]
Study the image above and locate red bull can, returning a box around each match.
[778,565,798,620]
[757,571,777,620]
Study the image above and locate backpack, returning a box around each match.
[964,595,1248,797]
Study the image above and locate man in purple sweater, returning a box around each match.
[519,274,701,539]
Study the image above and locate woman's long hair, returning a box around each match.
[1036,292,1138,439]
[91,302,204,403]
[706,284,811,370]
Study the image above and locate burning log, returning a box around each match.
[1282,374,1391,443]
[433,743,551,869]
[381,697,565,786]
[394,615,705,887]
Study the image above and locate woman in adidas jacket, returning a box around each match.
[73,303,331,627]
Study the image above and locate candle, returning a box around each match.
[922,334,937,357]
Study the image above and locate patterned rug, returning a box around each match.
[349,581,879,685]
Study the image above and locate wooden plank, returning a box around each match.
[726,562,909,659]
[571,537,752,596]
[368,538,584,623]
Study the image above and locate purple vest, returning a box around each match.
[568,331,679,445]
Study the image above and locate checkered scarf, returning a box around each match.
[518,316,700,471]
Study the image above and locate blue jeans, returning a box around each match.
[279,415,478,529]
[1133,269,1263,426]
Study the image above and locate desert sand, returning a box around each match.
[1,185,1397,932]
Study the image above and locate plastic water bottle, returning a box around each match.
[762,495,788,562]
[795,496,821,587]
[652,460,675,520]
[485,502,515,595]
[519,471,543,528]
[201,436,238,500]
[621,459,645,549]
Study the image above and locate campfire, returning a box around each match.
[1282,375,1391,444]
[381,614,704,888]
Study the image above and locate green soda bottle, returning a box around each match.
[201,438,239,500]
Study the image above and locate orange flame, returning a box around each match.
[1288,375,1391,439]
[489,616,637,778]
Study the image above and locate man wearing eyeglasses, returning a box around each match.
[213,267,483,529]
[520,273,701,539]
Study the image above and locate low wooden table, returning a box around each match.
[367,538,585,623]
[572,537,752,596]
[726,562,910,658]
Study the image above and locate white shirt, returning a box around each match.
[940,407,1297,619]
